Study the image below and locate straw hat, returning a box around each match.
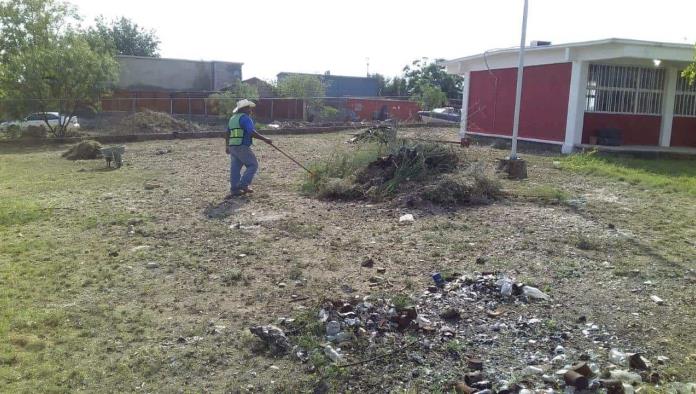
[233,99,256,113]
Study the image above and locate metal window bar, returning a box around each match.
[586,64,664,115]
[675,72,696,117]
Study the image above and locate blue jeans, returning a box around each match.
[229,145,258,192]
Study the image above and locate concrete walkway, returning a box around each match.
[578,144,696,158]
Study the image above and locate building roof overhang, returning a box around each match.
[442,38,695,74]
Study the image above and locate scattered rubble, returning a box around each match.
[249,271,681,392]
[249,325,292,355]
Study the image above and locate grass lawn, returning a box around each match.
[562,151,696,195]
[1,132,695,392]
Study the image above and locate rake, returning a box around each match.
[268,143,317,180]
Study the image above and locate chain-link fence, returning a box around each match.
[0,93,464,139]
[0,92,470,139]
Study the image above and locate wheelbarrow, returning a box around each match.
[99,146,125,168]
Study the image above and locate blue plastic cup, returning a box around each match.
[432,272,444,287]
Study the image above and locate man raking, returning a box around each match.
[225,99,273,198]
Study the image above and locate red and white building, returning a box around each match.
[443,38,696,153]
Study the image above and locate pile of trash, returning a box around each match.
[250,272,683,392]
[119,110,200,133]
[348,125,397,145]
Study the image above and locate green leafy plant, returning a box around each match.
[209,83,260,118]
[413,82,447,110]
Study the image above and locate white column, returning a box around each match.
[659,67,678,147]
[459,71,470,139]
[562,61,589,154]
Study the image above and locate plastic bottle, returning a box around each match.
[522,285,550,300]
[326,321,341,337]
[609,370,642,385]
[501,280,513,297]
[609,348,628,366]
[324,345,343,363]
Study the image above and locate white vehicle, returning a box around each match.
[0,112,80,131]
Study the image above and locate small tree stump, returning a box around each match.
[497,158,528,179]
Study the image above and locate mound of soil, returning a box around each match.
[120,110,200,133]
[62,140,102,160]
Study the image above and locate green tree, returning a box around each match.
[277,74,326,119]
[371,73,406,98]
[383,76,408,98]
[277,75,325,103]
[403,57,463,99]
[0,0,119,137]
[684,43,696,85]
[209,82,260,117]
[0,0,78,64]
[88,16,160,57]
[414,82,447,110]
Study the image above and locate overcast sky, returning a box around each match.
[70,0,696,81]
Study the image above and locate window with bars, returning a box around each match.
[675,72,696,117]
[585,64,665,115]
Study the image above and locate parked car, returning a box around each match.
[0,112,80,131]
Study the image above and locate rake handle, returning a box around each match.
[268,143,315,176]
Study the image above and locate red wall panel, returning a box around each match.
[467,63,571,142]
[468,68,516,135]
[518,63,571,142]
[582,113,661,145]
[254,99,304,120]
[347,98,420,122]
[671,117,696,147]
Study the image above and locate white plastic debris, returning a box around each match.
[522,285,550,300]
[417,316,432,328]
[498,278,513,297]
[650,295,664,305]
[609,370,642,385]
[324,345,343,363]
[609,348,628,366]
[551,354,567,365]
[318,309,329,323]
[399,214,415,224]
[522,366,544,375]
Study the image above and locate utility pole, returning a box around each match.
[500,0,529,179]
[510,0,528,160]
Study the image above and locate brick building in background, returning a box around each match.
[444,38,696,152]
